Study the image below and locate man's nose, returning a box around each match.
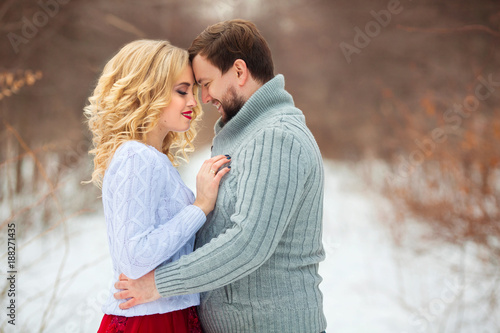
[202,87,211,104]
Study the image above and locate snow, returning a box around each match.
[1,147,498,332]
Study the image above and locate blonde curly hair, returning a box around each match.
[84,39,202,188]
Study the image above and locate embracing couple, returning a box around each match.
[85,19,327,333]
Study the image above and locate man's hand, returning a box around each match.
[113,271,161,309]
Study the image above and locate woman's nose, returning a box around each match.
[187,93,197,108]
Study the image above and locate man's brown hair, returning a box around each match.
[188,19,274,84]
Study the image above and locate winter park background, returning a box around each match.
[1,0,500,332]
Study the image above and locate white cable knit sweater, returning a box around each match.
[100,140,206,317]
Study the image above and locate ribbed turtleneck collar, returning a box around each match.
[212,74,296,148]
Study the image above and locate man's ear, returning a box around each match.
[233,59,249,86]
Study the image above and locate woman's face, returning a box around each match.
[157,65,197,134]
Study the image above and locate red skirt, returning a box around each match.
[97,306,202,333]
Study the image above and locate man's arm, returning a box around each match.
[115,128,310,309]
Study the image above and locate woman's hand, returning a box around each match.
[193,155,231,215]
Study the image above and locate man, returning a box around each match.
[114,19,327,333]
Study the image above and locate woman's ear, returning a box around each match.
[233,59,249,86]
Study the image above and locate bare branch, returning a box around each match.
[105,14,147,38]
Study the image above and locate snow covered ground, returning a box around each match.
[1,148,498,332]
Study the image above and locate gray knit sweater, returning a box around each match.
[155,74,327,333]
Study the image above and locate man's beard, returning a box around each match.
[220,86,245,124]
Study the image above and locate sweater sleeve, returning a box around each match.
[155,128,309,296]
[106,143,206,280]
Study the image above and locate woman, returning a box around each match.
[84,40,230,332]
